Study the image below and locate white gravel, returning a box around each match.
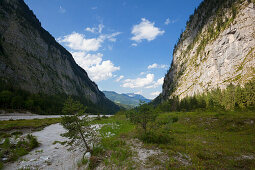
[4,123,84,170]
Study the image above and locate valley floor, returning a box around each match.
[1,111,255,169]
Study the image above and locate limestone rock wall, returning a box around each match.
[162,0,255,100]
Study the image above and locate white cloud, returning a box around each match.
[58,28,121,82]
[116,75,124,82]
[140,72,145,75]
[59,6,66,13]
[91,6,98,10]
[148,63,168,69]
[58,32,103,52]
[85,24,104,34]
[106,32,121,42]
[85,27,97,33]
[72,52,120,82]
[122,74,154,88]
[98,24,104,33]
[150,91,161,98]
[148,63,158,69]
[131,18,164,42]
[164,18,170,25]
[145,77,164,89]
[155,77,164,86]
[58,31,121,52]
[164,18,178,25]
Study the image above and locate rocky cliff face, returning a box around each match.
[162,0,255,101]
[0,0,119,113]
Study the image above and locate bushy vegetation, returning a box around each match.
[126,102,178,144]
[89,115,136,169]
[89,107,255,169]
[157,79,255,112]
[0,133,39,167]
[61,97,97,157]
[155,111,255,169]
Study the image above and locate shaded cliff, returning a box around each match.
[162,0,255,101]
[0,0,119,114]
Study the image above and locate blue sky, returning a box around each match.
[24,0,203,99]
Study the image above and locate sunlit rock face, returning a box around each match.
[0,0,119,113]
[162,0,255,100]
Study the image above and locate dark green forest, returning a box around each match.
[0,80,116,115]
[157,78,255,112]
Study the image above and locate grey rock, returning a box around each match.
[162,1,255,100]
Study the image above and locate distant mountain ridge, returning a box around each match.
[103,91,151,108]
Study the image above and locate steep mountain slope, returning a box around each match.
[103,91,151,108]
[162,0,255,101]
[0,0,119,113]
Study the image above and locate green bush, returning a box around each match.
[140,130,172,144]
[27,134,39,149]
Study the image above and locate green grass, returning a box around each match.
[0,134,39,168]
[90,111,255,169]
[156,111,255,169]
[90,115,136,169]
[0,118,61,131]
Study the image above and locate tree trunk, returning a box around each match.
[75,119,91,153]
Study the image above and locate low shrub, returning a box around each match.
[139,130,173,144]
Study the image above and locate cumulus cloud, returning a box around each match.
[58,31,121,52]
[148,63,168,69]
[122,74,154,88]
[155,77,164,86]
[116,75,124,82]
[150,91,161,98]
[58,28,121,82]
[145,77,164,89]
[72,52,120,82]
[131,18,164,42]
[58,32,103,51]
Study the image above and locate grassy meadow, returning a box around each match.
[87,111,255,169]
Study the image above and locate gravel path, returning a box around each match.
[4,123,84,170]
